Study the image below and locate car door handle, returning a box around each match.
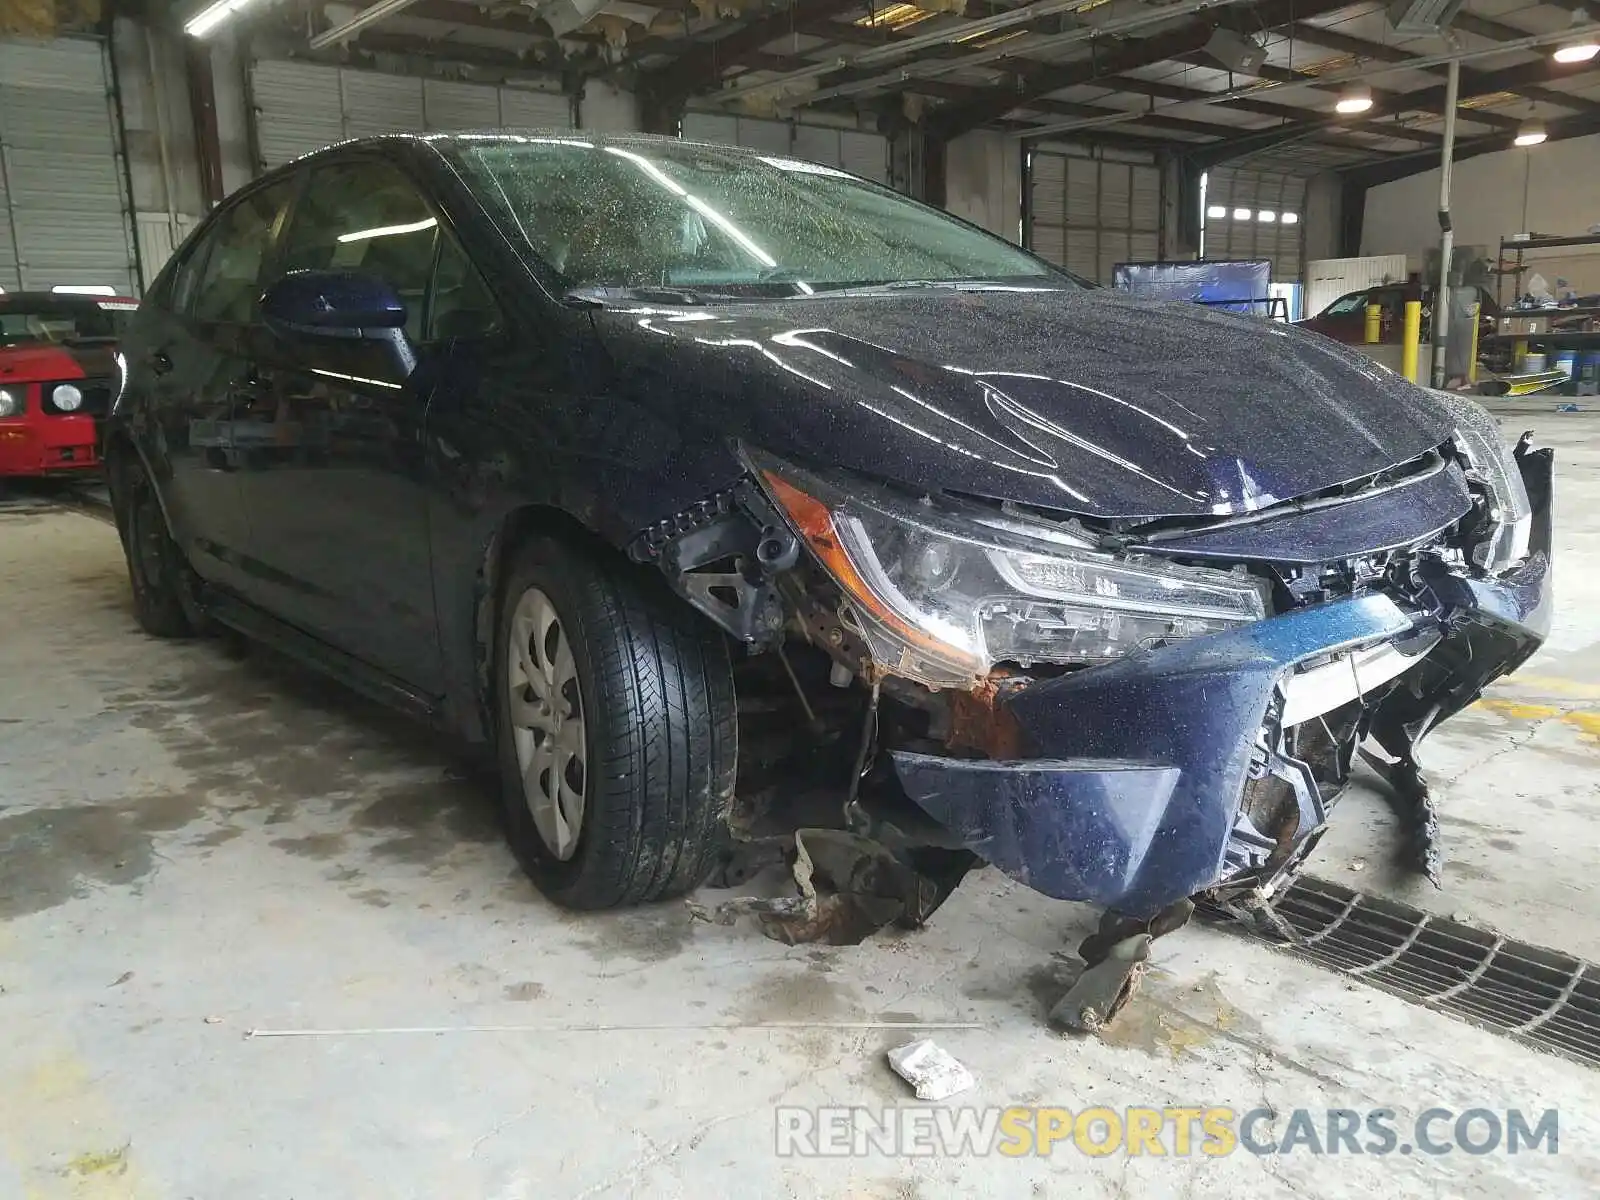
[147,349,174,376]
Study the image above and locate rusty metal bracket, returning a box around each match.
[689,828,946,946]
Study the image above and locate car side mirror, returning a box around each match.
[261,270,407,339]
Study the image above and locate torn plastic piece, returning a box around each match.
[1048,933,1152,1032]
[633,483,798,645]
[887,1039,976,1101]
[1360,743,1443,887]
[690,829,944,945]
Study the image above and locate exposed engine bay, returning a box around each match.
[630,393,1554,1032]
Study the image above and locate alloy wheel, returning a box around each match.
[507,586,587,860]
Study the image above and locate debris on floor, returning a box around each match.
[886,1038,975,1101]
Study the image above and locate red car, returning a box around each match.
[1296,283,1499,345]
[0,291,136,477]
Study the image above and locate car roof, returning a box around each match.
[279,129,790,169]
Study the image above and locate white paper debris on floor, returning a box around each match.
[886,1038,976,1101]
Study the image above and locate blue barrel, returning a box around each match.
[1582,352,1600,384]
[1556,349,1579,378]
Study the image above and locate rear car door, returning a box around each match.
[235,154,459,690]
[122,177,298,593]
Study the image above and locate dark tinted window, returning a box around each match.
[427,234,501,341]
[279,159,437,343]
[191,178,297,323]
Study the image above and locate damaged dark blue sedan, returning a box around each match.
[106,133,1552,1027]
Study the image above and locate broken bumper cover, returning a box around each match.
[893,450,1553,919]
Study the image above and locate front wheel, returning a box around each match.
[493,537,737,909]
[111,452,198,639]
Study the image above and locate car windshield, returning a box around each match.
[0,299,124,346]
[448,137,1068,296]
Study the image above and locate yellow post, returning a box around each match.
[1365,303,1382,344]
[1468,301,1481,384]
[1514,337,1528,370]
[1401,299,1422,382]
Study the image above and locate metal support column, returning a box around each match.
[1432,60,1460,389]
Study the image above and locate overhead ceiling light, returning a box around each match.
[1233,208,1251,220]
[1553,11,1599,63]
[1514,119,1548,147]
[1258,210,1277,222]
[183,0,258,38]
[1281,212,1300,225]
[1335,84,1374,114]
[1206,205,1227,219]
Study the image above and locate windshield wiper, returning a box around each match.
[564,284,713,308]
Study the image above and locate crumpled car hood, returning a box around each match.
[589,286,1457,519]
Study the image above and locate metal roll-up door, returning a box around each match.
[423,79,500,130]
[682,112,888,182]
[249,60,572,171]
[1026,149,1162,284]
[0,37,136,294]
[497,87,573,130]
[1204,167,1307,283]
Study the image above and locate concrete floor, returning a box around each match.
[3,407,1600,1198]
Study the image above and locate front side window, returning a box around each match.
[448,138,1063,295]
[279,159,438,342]
[191,178,298,324]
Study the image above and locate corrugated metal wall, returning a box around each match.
[681,112,889,184]
[248,60,575,171]
[1027,150,1161,283]
[0,37,138,295]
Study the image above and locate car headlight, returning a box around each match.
[1430,390,1532,572]
[51,383,83,412]
[751,451,1269,686]
[0,388,19,418]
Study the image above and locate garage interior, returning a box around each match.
[3,0,1600,1195]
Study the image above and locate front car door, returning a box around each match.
[236,153,470,691]
[122,176,298,595]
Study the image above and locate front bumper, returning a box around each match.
[892,449,1553,918]
[0,415,100,476]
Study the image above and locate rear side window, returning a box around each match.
[279,159,438,343]
[191,178,298,323]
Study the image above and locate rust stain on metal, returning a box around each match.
[944,673,1026,758]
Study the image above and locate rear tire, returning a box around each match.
[111,453,197,639]
[494,536,737,909]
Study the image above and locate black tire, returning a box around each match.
[112,453,197,639]
[494,536,737,909]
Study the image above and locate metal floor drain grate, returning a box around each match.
[1234,876,1600,1069]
